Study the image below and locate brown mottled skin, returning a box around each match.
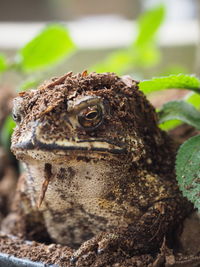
[10,72,191,265]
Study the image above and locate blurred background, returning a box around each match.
[0,0,199,82]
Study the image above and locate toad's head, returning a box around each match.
[11,71,172,174]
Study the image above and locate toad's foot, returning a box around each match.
[70,200,186,266]
[70,232,124,266]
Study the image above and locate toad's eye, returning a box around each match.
[78,105,103,129]
[12,97,24,123]
[12,112,22,123]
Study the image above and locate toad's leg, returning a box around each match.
[71,198,190,266]
[1,173,51,243]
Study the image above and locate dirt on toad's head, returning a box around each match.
[11,71,174,175]
[14,71,157,128]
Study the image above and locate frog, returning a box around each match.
[10,71,191,266]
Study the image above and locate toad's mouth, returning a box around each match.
[12,123,127,157]
[13,137,126,154]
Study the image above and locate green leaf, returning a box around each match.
[186,92,200,109]
[0,115,16,149]
[90,5,165,74]
[91,50,133,74]
[17,24,76,72]
[139,74,200,94]
[92,46,160,74]
[176,135,200,209]
[0,54,8,72]
[134,4,165,47]
[159,119,181,131]
[158,100,200,130]
[136,45,161,67]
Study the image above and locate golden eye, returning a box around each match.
[78,105,103,129]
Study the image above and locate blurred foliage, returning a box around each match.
[159,119,181,131]
[0,23,76,77]
[139,75,200,130]
[158,100,200,129]
[0,23,76,148]
[0,54,8,72]
[186,92,200,108]
[17,24,76,72]
[0,116,16,149]
[91,5,165,74]
[18,78,40,92]
[159,65,188,76]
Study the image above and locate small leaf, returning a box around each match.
[158,100,200,130]
[136,45,161,67]
[186,92,200,109]
[0,115,16,149]
[139,74,200,94]
[17,24,76,72]
[176,135,200,209]
[91,46,160,74]
[0,54,8,72]
[134,4,165,47]
[159,119,181,131]
[90,5,165,74]
[91,50,132,74]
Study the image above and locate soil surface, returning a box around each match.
[0,232,73,266]
[1,232,200,267]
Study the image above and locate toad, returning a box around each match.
[10,71,191,265]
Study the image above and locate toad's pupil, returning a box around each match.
[86,111,98,120]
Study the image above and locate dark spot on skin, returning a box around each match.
[57,167,75,180]
[80,231,94,243]
[76,156,91,162]
[60,194,67,200]
[79,206,108,225]
[124,212,137,220]
[56,168,66,180]
[60,227,77,247]
[116,198,123,205]
[105,192,116,201]
[66,208,75,215]
[52,211,67,223]
[45,203,67,223]
[85,175,91,180]
[68,167,76,180]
